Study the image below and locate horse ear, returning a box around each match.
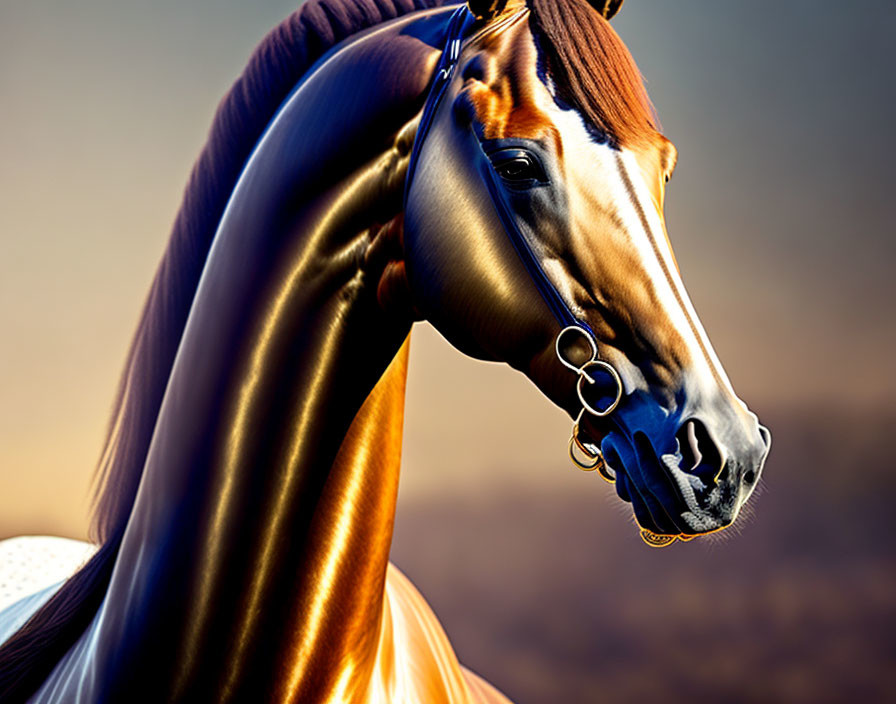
[466,0,508,21]
[588,0,624,20]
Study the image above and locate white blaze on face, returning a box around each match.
[541,100,740,411]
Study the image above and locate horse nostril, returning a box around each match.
[743,469,756,485]
[675,418,724,484]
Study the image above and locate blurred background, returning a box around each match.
[1,1,894,701]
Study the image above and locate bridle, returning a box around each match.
[404,4,625,479]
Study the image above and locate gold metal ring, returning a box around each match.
[576,432,617,483]
[595,459,616,484]
[639,528,677,548]
[568,423,617,482]
[568,429,601,471]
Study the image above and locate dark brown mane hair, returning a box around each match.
[0,0,444,698]
[528,0,658,147]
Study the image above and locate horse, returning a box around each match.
[0,0,771,700]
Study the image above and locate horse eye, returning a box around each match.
[490,150,546,185]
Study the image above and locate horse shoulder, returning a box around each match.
[374,562,513,704]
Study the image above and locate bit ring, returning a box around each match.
[576,360,623,417]
[555,325,598,374]
[568,424,602,471]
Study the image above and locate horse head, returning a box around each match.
[403,0,771,543]
[0,2,778,700]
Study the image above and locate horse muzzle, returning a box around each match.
[579,392,771,543]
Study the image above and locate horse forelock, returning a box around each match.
[527,0,658,148]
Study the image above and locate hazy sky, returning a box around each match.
[1,0,894,538]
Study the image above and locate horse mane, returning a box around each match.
[92,0,447,545]
[528,0,658,147]
[0,0,444,697]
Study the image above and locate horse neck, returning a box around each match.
[46,11,451,702]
